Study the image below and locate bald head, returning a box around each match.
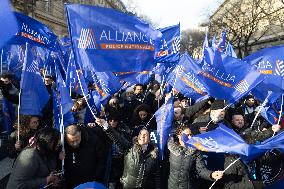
[65,125,81,149]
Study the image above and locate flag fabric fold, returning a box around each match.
[20,43,50,115]
[155,24,180,63]
[0,0,18,48]
[155,98,174,160]
[183,124,250,156]
[65,4,162,72]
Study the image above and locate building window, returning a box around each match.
[45,0,51,12]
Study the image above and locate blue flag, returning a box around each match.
[155,98,174,160]
[35,46,49,69]
[65,4,162,72]
[0,44,26,79]
[255,92,284,127]
[58,37,72,68]
[211,34,217,49]
[246,130,284,159]
[52,89,74,130]
[203,32,209,50]
[65,51,88,95]
[217,31,226,52]
[183,123,284,159]
[155,24,180,63]
[200,50,265,103]
[74,182,107,189]
[20,43,50,115]
[256,131,284,152]
[55,64,73,115]
[115,71,153,87]
[203,45,222,66]
[260,105,281,126]
[152,63,168,83]
[226,42,237,58]
[91,71,122,103]
[2,98,16,134]
[84,90,102,124]
[167,53,209,102]
[244,45,284,93]
[183,124,250,156]
[7,12,57,49]
[252,87,281,103]
[0,0,18,48]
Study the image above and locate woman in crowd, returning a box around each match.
[168,125,223,189]
[6,127,61,189]
[130,104,156,137]
[6,115,41,158]
[120,128,160,189]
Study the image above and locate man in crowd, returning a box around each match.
[63,124,109,189]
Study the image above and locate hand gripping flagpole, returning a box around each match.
[205,104,229,129]
[209,157,241,189]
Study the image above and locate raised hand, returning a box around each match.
[211,170,224,180]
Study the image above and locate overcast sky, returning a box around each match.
[122,0,223,30]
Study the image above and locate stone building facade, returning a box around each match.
[11,0,127,37]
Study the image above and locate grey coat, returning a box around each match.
[6,147,56,189]
[120,140,159,189]
[168,136,213,189]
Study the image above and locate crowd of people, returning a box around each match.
[0,71,283,189]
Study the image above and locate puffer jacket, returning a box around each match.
[168,136,213,189]
[121,140,159,189]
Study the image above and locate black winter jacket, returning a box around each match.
[64,127,109,189]
[102,124,132,182]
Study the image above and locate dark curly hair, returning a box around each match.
[35,127,60,154]
[13,115,41,137]
[131,104,152,126]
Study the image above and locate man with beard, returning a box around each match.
[221,112,281,189]
[189,100,231,188]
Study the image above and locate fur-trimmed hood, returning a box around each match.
[132,137,158,159]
